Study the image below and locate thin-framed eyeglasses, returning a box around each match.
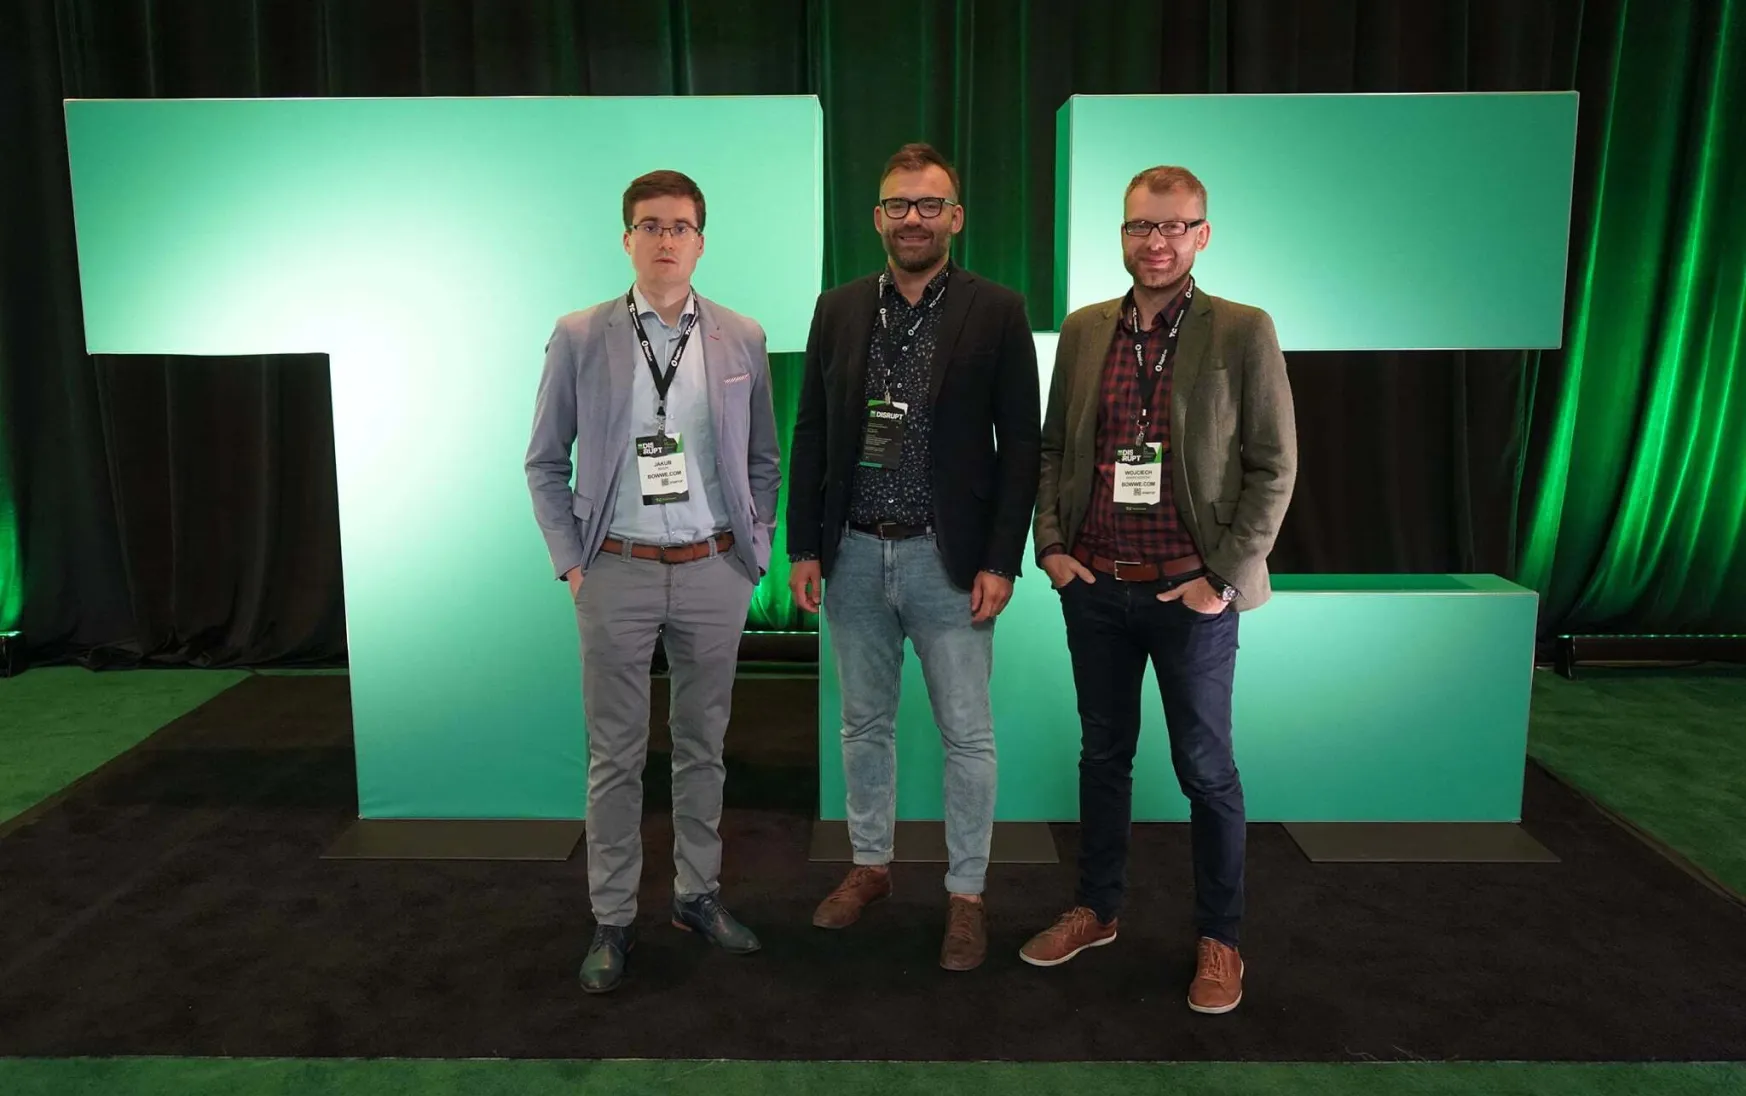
[631,220,699,239]
[879,196,959,219]
[1122,218,1206,238]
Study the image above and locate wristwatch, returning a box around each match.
[789,551,820,563]
[1208,574,1240,603]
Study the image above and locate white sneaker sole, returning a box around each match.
[1019,930,1117,967]
[1187,959,1245,1014]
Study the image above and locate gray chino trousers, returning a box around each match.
[575,548,754,926]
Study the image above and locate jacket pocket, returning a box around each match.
[572,494,595,520]
[1212,499,1238,525]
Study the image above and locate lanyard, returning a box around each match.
[874,270,946,401]
[1130,280,1193,446]
[625,290,698,435]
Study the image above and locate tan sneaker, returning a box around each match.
[812,865,892,929]
[1188,937,1244,1014]
[1018,906,1117,967]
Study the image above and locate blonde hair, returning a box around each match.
[1124,166,1207,215]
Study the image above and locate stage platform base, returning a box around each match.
[323,819,584,861]
[1284,822,1559,863]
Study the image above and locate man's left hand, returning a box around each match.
[1156,576,1228,615]
[970,571,1015,623]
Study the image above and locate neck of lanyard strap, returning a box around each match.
[875,270,945,401]
[1131,281,1193,446]
[625,290,697,434]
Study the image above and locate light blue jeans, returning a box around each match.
[824,529,996,895]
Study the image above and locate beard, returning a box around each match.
[883,225,951,273]
[1124,250,1193,291]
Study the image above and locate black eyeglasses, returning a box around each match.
[879,196,959,219]
[630,220,699,239]
[1122,218,1206,238]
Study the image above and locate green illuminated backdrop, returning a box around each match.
[1055,93,1580,347]
[63,96,824,818]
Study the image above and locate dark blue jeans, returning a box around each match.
[1057,573,1244,947]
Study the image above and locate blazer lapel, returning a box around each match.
[841,273,878,393]
[1071,301,1120,453]
[603,303,641,456]
[693,296,725,451]
[1169,289,1214,452]
[926,265,976,405]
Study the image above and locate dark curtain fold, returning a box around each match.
[0,0,1737,665]
[1515,0,1746,633]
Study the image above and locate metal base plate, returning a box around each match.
[323,819,584,861]
[1284,822,1559,863]
[808,820,1058,864]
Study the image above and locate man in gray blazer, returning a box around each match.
[526,169,781,995]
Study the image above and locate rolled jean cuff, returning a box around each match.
[945,872,986,896]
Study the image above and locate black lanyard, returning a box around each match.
[1130,280,1193,446]
[625,290,698,434]
[874,270,945,401]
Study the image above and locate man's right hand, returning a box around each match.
[790,560,823,613]
[565,566,583,598]
[1040,552,1095,589]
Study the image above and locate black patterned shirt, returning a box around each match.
[848,265,949,525]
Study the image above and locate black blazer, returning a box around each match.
[786,263,1041,589]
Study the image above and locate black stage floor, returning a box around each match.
[1,675,1742,1061]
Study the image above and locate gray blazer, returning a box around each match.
[525,292,782,586]
[1034,290,1297,611]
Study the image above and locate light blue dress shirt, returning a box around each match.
[605,286,732,546]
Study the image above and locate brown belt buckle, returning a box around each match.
[874,522,905,540]
[1112,559,1146,582]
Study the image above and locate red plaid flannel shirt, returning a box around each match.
[1072,285,1199,565]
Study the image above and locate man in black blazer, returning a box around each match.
[787,142,1040,972]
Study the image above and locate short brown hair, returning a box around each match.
[622,169,706,231]
[880,142,962,200]
[1125,166,1208,215]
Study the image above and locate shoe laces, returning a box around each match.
[1197,938,1233,980]
[834,866,883,897]
[590,923,630,951]
[1052,906,1098,940]
[946,899,981,943]
[689,892,728,921]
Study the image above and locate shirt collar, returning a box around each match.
[630,284,698,328]
[881,261,952,305]
[1119,279,1193,335]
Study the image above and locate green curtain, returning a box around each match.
[0,447,18,634]
[748,351,810,631]
[1517,0,1746,633]
[5,0,1743,659]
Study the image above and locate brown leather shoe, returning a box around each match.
[812,865,891,929]
[1188,937,1244,1014]
[1018,906,1117,967]
[940,896,987,971]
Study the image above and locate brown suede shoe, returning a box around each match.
[1188,937,1244,1014]
[812,865,892,929]
[940,896,987,972]
[1018,906,1118,967]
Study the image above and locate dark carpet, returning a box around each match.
[0,674,1743,1062]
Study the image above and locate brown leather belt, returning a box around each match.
[1072,544,1205,583]
[600,531,734,564]
[849,520,934,541]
